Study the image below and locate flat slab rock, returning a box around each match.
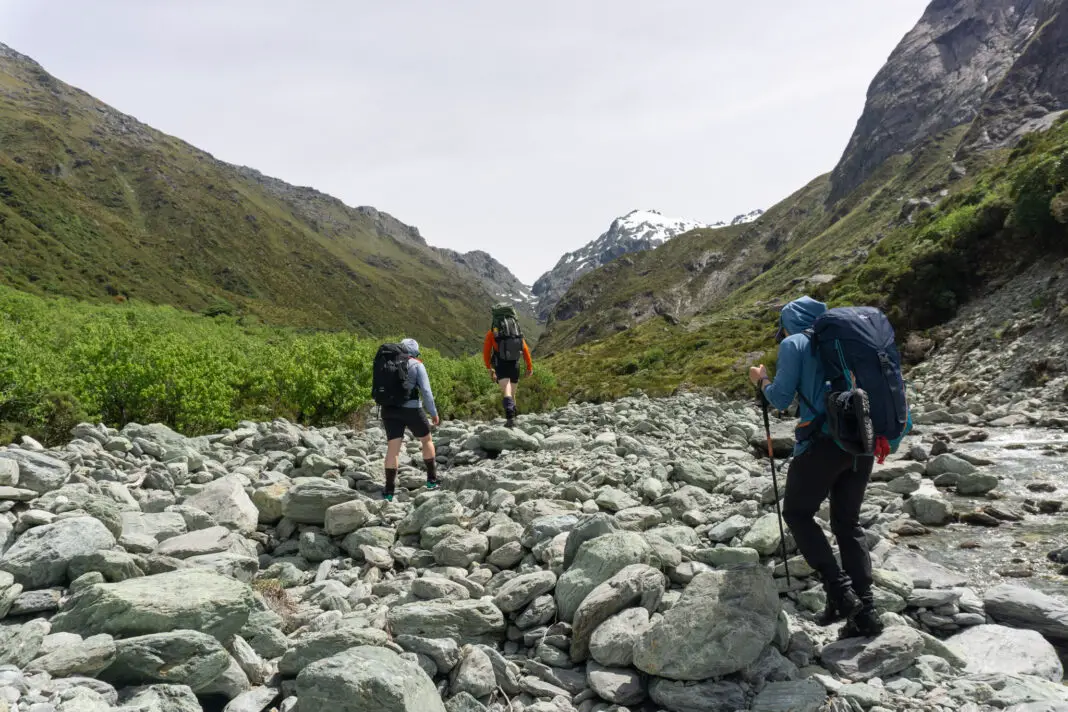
[820,626,925,682]
[751,679,827,712]
[947,624,1064,682]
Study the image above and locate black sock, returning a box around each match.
[503,397,516,417]
[424,458,437,483]
[384,467,397,495]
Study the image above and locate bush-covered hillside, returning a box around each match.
[0,43,502,356]
[0,287,564,446]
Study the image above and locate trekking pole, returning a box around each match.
[758,387,792,588]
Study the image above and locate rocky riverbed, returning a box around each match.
[0,393,1065,712]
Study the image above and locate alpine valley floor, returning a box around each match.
[0,383,1065,712]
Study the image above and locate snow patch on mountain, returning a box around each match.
[531,207,762,321]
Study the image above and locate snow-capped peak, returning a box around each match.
[531,206,765,320]
[609,209,708,244]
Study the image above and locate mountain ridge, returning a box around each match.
[0,40,531,355]
[530,207,762,322]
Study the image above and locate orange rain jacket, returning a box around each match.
[482,330,533,372]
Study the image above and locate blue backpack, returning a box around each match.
[801,306,912,461]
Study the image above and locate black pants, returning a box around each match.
[782,436,874,599]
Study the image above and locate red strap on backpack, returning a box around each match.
[874,436,890,465]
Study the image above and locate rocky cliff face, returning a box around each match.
[532,210,721,322]
[435,248,535,316]
[960,2,1068,152]
[828,0,1060,204]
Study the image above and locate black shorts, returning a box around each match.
[381,406,430,441]
[494,359,521,382]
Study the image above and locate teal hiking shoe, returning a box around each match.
[382,491,394,502]
[425,480,439,491]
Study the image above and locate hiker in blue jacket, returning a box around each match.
[749,296,884,638]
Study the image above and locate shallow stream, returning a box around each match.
[905,426,1068,598]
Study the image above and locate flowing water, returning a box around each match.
[906,426,1068,598]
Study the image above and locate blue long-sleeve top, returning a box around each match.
[402,359,438,418]
[762,296,829,455]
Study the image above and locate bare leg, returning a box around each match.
[385,438,403,469]
[419,434,435,460]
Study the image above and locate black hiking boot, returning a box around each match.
[819,585,863,626]
[383,467,397,502]
[505,416,515,429]
[838,609,885,639]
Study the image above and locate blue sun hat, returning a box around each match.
[400,338,420,356]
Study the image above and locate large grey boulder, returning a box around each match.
[0,450,71,493]
[296,645,446,712]
[956,471,999,495]
[904,484,954,526]
[451,645,496,699]
[586,661,645,706]
[51,570,257,642]
[120,511,188,541]
[184,476,259,534]
[476,428,540,452]
[324,500,373,537]
[571,564,665,663]
[633,566,780,680]
[68,550,145,583]
[387,600,506,645]
[707,514,751,543]
[648,678,746,712]
[0,459,18,487]
[119,683,203,712]
[279,628,391,677]
[156,526,236,559]
[0,618,49,667]
[562,514,620,570]
[820,626,925,681]
[281,479,359,525]
[493,571,557,614]
[26,633,116,678]
[0,516,116,588]
[947,624,1063,682]
[984,584,1068,643]
[398,493,464,537]
[555,531,658,622]
[433,532,489,568]
[741,513,790,556]
[225,687,282,712]
[926,453,977,477]
[589,607,651,668]
[881,549,967,589]
[751,679,827,712]
[101,631,231,691]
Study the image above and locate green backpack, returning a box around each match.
[491,303,524,362]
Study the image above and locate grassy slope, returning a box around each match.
[0,50,498,355]
[546,119,1068,402]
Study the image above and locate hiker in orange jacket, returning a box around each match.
[482,315,533,428]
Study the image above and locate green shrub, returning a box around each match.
[0,285,565,443]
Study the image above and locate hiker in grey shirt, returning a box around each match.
[381,338,439,501]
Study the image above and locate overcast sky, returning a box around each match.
[1,1,929,284]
